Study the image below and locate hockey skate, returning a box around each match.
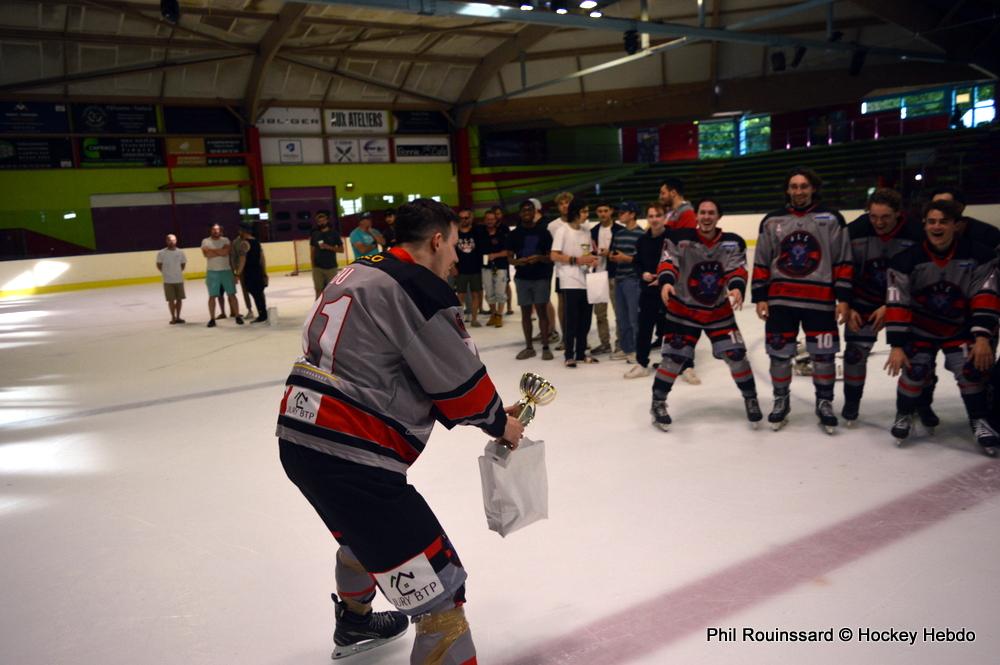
[891,412,913,447]
[971,419,999,457]
[768,393,790,431]
[650,400,672,431]
[815,399,837,435]
[332,594,408,660]
[743,396,763,428]
[917,404,940,434]
[841,400,860,428]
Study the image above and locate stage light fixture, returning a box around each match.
[520,2,534,10]
[551,0,568,13]
[589,10,602,17]
[580,1,598,9]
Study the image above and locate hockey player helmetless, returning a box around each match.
[752,167,853,434]
[653,198,761,430]
[277,199,525,663]
[883,199,1000,456]
[842,188,925,426]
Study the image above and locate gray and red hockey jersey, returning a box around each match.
[752,204,852,311]
[885,238,999,346]
[276,248,508,476]
[656,228,748,329]
[667,201,696,231]
[847,214,923,314]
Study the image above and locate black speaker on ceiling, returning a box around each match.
[771,51,787,72]
[160,0,180,24]
[791,46,807,68]
[849,48,868,76]
[623,30,640,55]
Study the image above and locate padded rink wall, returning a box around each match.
[2,205,998,300]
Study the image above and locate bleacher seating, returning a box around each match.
[584,125,1000,213]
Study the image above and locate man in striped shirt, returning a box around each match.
[609,202,645,361]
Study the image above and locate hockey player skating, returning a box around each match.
[752,167,852,434]
[883,200,1000,456]
[842,188,924,426]
[653,198,761,430]
[277,199,525,662]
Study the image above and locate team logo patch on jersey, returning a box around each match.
[777,231,822,277]
[374,551,446,612]
[285,388,320,424]
[914,281,966,318]
[688,260,725,304]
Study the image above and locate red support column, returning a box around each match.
[245,125,266,206]
[455,127,473,210]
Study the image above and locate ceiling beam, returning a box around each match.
[245,2,310,123]
[79,0,255,52]
[468,61,981,128]
[452,24,554,127]
[0,27,247,52]
[0,52,250,94]
[275,55,452,106]
[519,16,879,62]
[278,45,479,65]
[300,0,952,63]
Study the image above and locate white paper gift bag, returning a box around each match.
[478,437,548,537]
[586,270,610,304]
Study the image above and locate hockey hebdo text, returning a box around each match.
[706,626,976,645]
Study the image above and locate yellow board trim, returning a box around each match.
[0,264,304,299]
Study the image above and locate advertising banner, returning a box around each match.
[0,101,70,134]
[258,107,322,135]
[73,104,158,134]
[0,138,74,169]
[324,109,390,134]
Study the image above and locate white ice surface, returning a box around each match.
[1,273,998,665]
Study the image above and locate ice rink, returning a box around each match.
[2,272,998,665]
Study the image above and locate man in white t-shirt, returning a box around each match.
[544,191,574,349]
[156,233,187,324]
[201,223,243,327]
[550,198,599,365]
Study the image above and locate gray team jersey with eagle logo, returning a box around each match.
[276,250,507,475]
[752,205,852,311]
[656,228,748,330]
[885,238,999,346]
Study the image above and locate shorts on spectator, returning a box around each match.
[163,282,186,301]
[206,269,236,296]
[455,272,483,293]
[515,277,552,306]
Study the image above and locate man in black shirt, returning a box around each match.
[455,208,485,327]
[507,200,554,360]
[310,212,343,298]
[382,208,397,249]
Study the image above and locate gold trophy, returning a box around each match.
[496,372,557,458]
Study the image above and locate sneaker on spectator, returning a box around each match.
[541,348,554,360]
[590,343,612,355]
[624,365,651,379]
[516,347,536,360]
[610,349,628,360]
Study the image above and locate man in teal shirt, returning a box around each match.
[349,212,384,260]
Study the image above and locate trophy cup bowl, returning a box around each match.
[513,372,557,426]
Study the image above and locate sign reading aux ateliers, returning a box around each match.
[324,109,390,134]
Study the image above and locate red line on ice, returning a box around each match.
[497,462,1000,665]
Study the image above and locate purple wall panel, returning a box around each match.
[269,186,337,242]
[91,202,240,253]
